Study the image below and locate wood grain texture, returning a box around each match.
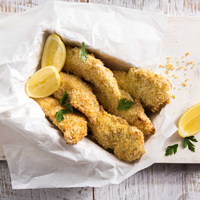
[0,0,87,13]
[89,0,200,16]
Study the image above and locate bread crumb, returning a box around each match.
[186,52,190,56]
[185,79,189,82]
[174,87,176,89]
[171,95,176,99]
[178,88,181,90]
[182,56,184,58]
[166,57,172,60]
[185,68,188,71]
[166,71,169,74]
[182,83,187,87]
[182,60,185,63]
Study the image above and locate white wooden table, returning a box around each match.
[1,1,200,199]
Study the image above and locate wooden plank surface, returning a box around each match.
[1,0,200,199]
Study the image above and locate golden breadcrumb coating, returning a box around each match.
[89,108,145,162]
[113,68,171,112]
[54,72,100,124]
[34,97,87,145]
[93,87,155,138]
[64,46,121,105]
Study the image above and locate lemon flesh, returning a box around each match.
[178,103,200,137]
[25,66,60,98]
[41,34,66,72]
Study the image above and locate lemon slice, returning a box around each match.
[25,66,60,98]
[41,34,66,72]
[178,103,200,137]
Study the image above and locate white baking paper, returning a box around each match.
[0,2,177,189]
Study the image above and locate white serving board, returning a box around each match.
[1,16,200,163]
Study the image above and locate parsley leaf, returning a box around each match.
[55,91,73,123]
[183,136,198,152]
[55,109,67,123]
[79,42,88,62]
[165,144,178,156]
[60,91,68,104]
[62,102,73,112]
[117,98,135,111]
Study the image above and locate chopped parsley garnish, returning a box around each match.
[183,136,198,152]
[55,91,73,122]
[117,98,135,111]
[55,109,70,123]
[60,91,68,104]
[79,42,88,62]
[165,144,178,156]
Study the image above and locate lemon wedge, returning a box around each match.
[178,103,200,137]
[41,34,66,72]
[25,66,60,98]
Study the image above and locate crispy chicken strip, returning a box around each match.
[64,46,121,105]
[54,72,145,162]
[34,97,87,145]
[93,87,155,138]
[89,108,145,162]
[54,72,100,123]
[113,68,171,112]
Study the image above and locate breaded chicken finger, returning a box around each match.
[34,97,87,145]
[64,46,121,105]
[93,87,155,138]
[89,108,145,162]
[54,72,100,123]
[113,68,171,112]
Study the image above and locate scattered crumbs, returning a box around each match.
[192,66,195,69]
[178,88,181,90]
[182,83,187,87]
[174,87,176,89]
[159,65,162,68]
[193,64,195,66]
[187,62,190,66]
[166,57,172,60]
[182,60,185,63]
[180,66,184,69]
[184,73,187,75]
[176,41,178,42]
[186,52,190,56]
[185,68,188,71]
[190,84,193,86]
[190,61,193,64]
[177,61,180,63]
[171,95,176,99]
[185,79,189,82]
[166,71,169,74]
[182,56,184,58]
[167,61,170,64]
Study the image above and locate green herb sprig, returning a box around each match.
[79,42,88,62]
[55,91,73,123]
[165,144,178,156]
[183,136,198,152]
[117,98,135,111]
